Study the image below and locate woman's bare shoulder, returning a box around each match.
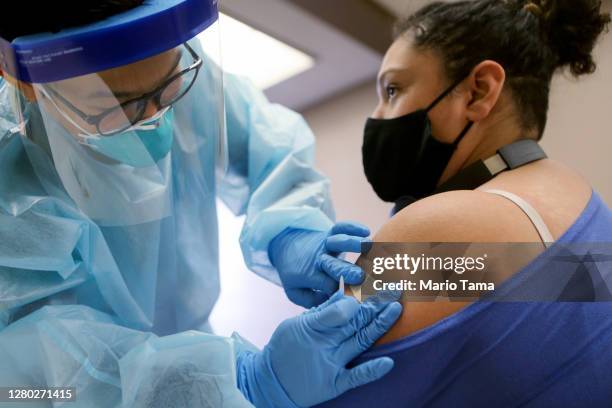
[376,189,542,244]
[364,190,537,344]
[357,161,592,344]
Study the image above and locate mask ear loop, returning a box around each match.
[425,76,466,113]
[452,121,474,148]
[425,76,474,147]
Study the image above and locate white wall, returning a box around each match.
[305,84,391,233]
[304,23,612,234]
[210,202,304,348]
[543,28,612,202]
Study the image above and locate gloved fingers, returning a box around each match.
[306,288,345,314]
[365,289,403,303]
[338,302,402,361]
[325,234,372,254]
[348,297,394,332]
[335,357,395,394]
[306,296,361,332]
[330,222,370,238]
[310,272,341,296]
[318,254,364,285]
[286,288,330,309]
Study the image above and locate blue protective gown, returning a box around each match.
[318,191,612,408]
[0,49,334,406]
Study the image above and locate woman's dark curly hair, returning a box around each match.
[395,0,611,138]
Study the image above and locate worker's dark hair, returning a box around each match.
[395,0,610,137]
[0,0,145,42]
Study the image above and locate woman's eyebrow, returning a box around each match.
[377,67,411,86]
[377,67,411,96]
[89,51,183,100]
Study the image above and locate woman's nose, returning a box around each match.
[370,103,385,119]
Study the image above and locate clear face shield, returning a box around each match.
[2,1,226,226]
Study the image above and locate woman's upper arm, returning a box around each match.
[348,190,541,344]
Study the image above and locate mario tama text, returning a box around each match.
[358,242,612,302]
[354,243,534,301]
[373,278,494,292]
[369,252,495,294]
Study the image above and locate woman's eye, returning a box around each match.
[385,85,398,99]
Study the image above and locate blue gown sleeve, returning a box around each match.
[218,74,335,284]
[0,305,254,408]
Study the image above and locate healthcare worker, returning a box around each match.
[0,1,403,407]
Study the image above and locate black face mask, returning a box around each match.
[362,79,473,203]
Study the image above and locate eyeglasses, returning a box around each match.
[42,43,202,136]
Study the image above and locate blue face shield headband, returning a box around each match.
[0,0,218,84]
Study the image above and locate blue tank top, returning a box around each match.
[319,190,612,408]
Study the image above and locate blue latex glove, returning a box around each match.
[237,291,403,407]
[269,222,372,308]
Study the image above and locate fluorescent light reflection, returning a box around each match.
[199,13,315,90]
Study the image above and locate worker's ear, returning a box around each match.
[0,69,37,102]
